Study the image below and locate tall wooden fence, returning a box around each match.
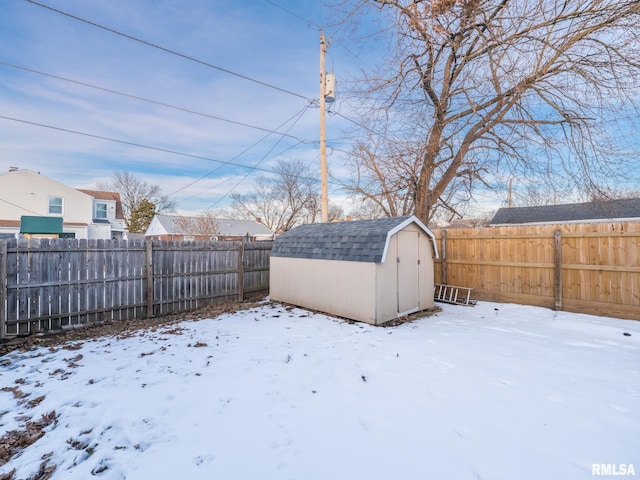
[432,221,640,320]
[0,238,272,337]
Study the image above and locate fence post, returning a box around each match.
[237,241,245,302]
[441,229,447,285]
[0,241,6,340]
[145,239,154,318]
[554,229,562,311]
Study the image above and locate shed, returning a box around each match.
[270,215,438,325]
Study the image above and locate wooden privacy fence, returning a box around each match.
[0,238,272,338]
[432,222,640,320]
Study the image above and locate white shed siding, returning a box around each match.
[374,224,435,323]
[374,234,399,323]
[418,230,435,310]
[270,257,377,323]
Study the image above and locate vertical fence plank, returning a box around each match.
[0,241,6,339]
[441,230,447,285]
[146,239,153,318]
[554,229,563,311]
[238,241,244,302]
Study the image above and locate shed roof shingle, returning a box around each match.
[272,216,434,262]
[490,198,640,225]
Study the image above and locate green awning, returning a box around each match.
[20,216,63,234]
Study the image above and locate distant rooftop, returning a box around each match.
[152,214,273,236]
[490,198,640,225]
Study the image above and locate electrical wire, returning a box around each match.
[0,114,328,184]
[0,61,330,197]
[1,61,315,144]
[24,0,313,102]
[264,0,319,28]
[0,197,41,215]
[203,105,312,209]
[263,0,377,74]
[167,103,312,198]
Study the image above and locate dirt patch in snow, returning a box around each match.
[0,411,59,479]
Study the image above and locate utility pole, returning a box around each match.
[319,30,328,222]
[508,177,513,208]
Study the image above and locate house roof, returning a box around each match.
[490,198,640,225]
[0,220,20,228]
[272,215,437,263]
[150,214,274,237]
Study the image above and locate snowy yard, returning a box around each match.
[1,300,638,480]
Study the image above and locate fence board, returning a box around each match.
[1,239,272,337]
[433,221,640,321]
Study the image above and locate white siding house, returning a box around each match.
[0,168,126,239]
[270,215,438,325]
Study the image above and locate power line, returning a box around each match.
[24,0,313,102]
[0,61,315,144]
[263,0,377,74]
[0,197,41,215]
[168,104,312,199]
[264,0,319,28]
[0,114,324,182]
[204,105,311,209]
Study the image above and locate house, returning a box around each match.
[270,215,438,325]
[77,189,127,238]
[490,198,640,225]
[145,214,274,241]
[0,168,127,239]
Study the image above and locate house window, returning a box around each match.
[48,196,63,215]
[95,202,108,219]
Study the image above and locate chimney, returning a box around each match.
[255,217,262,224]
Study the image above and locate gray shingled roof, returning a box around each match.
[490,198,640,225]
[272,215,436,262]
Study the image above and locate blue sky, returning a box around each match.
[4,1,635,219]
[0,0,372,215]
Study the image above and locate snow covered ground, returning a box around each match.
[1,300,638,480]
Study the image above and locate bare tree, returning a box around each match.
[173,210,219,235]
[97,171,176,229]
[228,159,323,232]
[337,0,640,224]
[341,133,469,222]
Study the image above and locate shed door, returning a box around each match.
[397,230,420,315]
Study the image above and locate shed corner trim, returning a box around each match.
[380,215,439,263]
